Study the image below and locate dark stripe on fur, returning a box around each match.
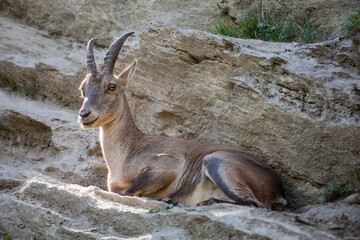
[170,151,204,198]
[204,156,259,207]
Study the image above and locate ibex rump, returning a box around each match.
[78,32,286,208]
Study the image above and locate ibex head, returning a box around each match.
[78,32,137,129]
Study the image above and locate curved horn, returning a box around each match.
[101,32,135,74]
[87,38,98,75]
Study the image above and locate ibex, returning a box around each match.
[78,32,287,209]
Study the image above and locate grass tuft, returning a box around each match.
[212,6,329,43]
[144,204,174,213]
[24,83,39,99]
[238,10,295,42]
[0,75,19,91]
[296,10,329,43]
[1,74,40,99]
[320,181,353,203]
[87,141,102,156]
[219,5,229,18]
[339,6,360,35]
[213,20,239,38]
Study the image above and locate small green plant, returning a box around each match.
[0,74,8,85]
[144,204,174,213]
[219,5,229,18]
[213,20,239,38]
[296,10,328,43]
[339,6,360,35]
[24,83,39,99]
[238,10,295,42]
[0,75,41,99]
[213,10,296,42]
[0,75,19,91]
[320,181,353,202]
[212,4,239,38]
[87,141,102,156]
[212,5,328,43]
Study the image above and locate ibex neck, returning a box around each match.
[100,95,145,158]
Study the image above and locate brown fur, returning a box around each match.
[78,35,286,208]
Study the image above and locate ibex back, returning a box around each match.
[78,32,286,208]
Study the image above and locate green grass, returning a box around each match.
[87,141,102,156]
[238,10,295,42]
[213,20,240,38]
[144,204,174,213]
[0,75,19,91]
[0,74,39,99]
[219,5,229,18]
[339,6,360,35]
[212,7,328,43]
[296,10,329,43]
[24,83,39,99]
[320,181,353,203]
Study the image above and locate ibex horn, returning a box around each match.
[87,38,98,75]
[102,32,135,74]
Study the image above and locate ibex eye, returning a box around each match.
[108,84,116,91]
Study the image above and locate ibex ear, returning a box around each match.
[118,59,138,87]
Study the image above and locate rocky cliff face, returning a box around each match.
[124,24,360,200]
[0,0,359,239]
[0,0,357,45]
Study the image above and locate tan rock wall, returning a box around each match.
[1,13,359,205]
[1,0,357,45]
[121,23,360,204]
[1,1,360,238]
[0,0,219,45]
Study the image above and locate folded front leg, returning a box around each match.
[124,168,176,198]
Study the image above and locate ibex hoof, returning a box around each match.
[194,198,219,206]
[124,190,133,196]
[160,197,174,204]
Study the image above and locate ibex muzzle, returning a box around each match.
[78,32,287,209]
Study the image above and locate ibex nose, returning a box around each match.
[78,107,99,128]
[79,110,91,119]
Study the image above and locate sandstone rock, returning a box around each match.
[121,23,360,205]
[1,0,357,46]
[0,15,85,108]
[0,89,107,191]
[0,0,219,45]
[224,0,358,38]
[1,174,358,240]
[1,3,360,239]
[1,15,359,206]
[0,109,52,148]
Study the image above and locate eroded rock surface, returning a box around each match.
[0,90,107,192]
[0,109,52,149]
[1,173,359,240]
[0,0,357,45]
[0,5,359,201]
[123,23,360,205]
[1,1,360,239]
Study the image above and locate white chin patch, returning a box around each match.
[81,121,97,129]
